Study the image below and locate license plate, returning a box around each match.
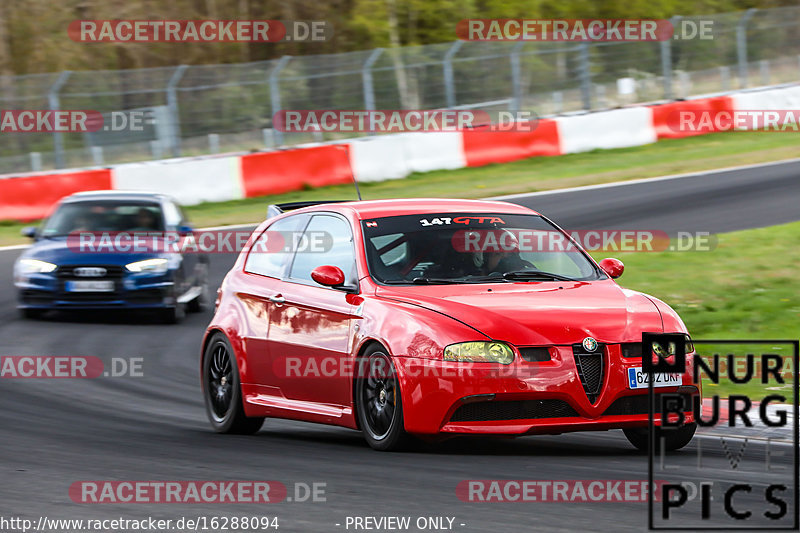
[627,367,682,389]
[65,280,115,292]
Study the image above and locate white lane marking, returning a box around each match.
[2,155,799,254]
[0,244,30,251]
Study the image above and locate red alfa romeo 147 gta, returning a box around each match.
[201,199,699,451]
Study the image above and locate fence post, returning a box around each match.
[362,48,383,111]
[208,133,220,153]
[443,41,463,109]
[90,146,104,166]
[262,128,275,149]
[737,8,758,89]
[759,59,770,86]
[661,16,680,100]
[362,48,383,136]
[510,42,525,114]
[270,55,291,146]
[30,152,42,172]
[166,64,188,157]
[578,43,592,111]
[48,70,71,169]
[720,66,731,91]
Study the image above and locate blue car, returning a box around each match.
[14,191,209,322]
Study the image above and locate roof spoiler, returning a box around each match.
[266,200,349,219]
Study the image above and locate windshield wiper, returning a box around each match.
[501,269,578,282]
[410,277,467,285]
[379,278,462,285]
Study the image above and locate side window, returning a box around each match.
[289,215,356,285]
[244,215,308,278]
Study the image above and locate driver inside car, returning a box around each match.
[474,229,534,275]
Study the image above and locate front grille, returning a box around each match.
[603,393,693,416]
[450,399,579,422]
[55,265,125,298]
[56,265,125,279]
[519,347,551,362]
[573,344,605,404]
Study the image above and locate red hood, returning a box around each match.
[375,280,665,346]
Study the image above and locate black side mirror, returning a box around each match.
[21,226,38,239]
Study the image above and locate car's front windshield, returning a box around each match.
[41,201,165,237]
[362,213,603,284]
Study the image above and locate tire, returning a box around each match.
[202,332,264,434]
[186,264,210,313]
[355,345,411,451]
[160,303,185,324]
[624,422,697,452]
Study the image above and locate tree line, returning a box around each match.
[0,0,794,75]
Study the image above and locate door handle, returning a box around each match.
[268,295,285,305]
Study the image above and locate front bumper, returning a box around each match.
[393,344,698,436]
[16,268,175,309]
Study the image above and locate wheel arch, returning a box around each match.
[350,338,390,431]
[200,326,248,383]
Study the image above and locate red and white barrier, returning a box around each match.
[348,136,411,183]
[557,107,658,153]
[398,131,466,174]
[650,96,734,139]
[0,169,112,221]
[239,144,353,198]
[0,85,795,221]
[730,85,800,131]
[462,119,560,167]
[112,155,243,204]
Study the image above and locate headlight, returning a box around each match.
[651,335,694,356]
[125,258,169,273]
[443,341,514,364]
[16,259,57,274]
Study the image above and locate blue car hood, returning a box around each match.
[20,237,165,266]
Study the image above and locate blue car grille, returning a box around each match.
[55,265,125,299]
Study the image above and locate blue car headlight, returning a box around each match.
[15,259,57,276]
[125,258,169,274]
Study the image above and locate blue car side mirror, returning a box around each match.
[21,226,38,239]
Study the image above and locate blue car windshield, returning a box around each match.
[41,201,165,236]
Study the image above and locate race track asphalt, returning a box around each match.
[1,161,798,532]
